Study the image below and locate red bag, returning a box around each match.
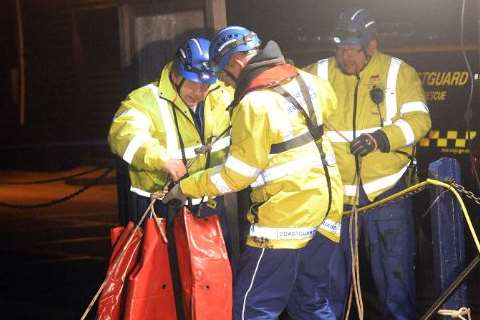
[97,222,142,320]
[123,218,177,320]
[174,207,232,320]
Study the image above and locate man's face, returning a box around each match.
[218,66,237,87]
[178,80,209,108]
[217,53,244,88]
[335,44,368,75]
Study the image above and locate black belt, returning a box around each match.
[270,126,323,154]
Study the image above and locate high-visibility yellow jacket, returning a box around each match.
[304,51,431,204]
[180,67,344,249]
[108,62,232,203]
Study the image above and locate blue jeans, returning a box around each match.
[234,233,337,320]
[329,180,416,320]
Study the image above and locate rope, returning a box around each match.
[0,166,106,185]
[345,157,364,320]
[79,140,205,319]
[343,179,480,256]
[341,178,480,320]
[0,167,114,209]
[421,189,449,219]
[79,192,168,320]
[438,307,471,320]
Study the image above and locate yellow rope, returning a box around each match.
[341,178,480,320]
[344,179,480,256]
[345,159,364,320]
[80,197,159,320]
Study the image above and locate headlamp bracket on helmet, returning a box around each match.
[176,47,215,80]
[212,32,258,67]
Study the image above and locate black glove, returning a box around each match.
[350,130,390,157]
[162,183,187,206]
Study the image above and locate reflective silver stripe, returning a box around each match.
[241,248,265,320]
[222,89,233,106]
[400,101,429,114]
[169,136,231,160]
[218,38,237,52]
[225,156,261,178]
[211,136,231,152]
[317,59,329,80]
[148,84,179,159]
[343,164,409,196]
[117,109,151,164]
[249,225,316,240]
[324,153,337,165]
[394,119,415,145]
[171,145,201,160]
[130,186,151,197]
[210,172,232,193]
[123,132,150,164]
[319,218,341,236]
[189,198,205,205]
[326,127,382,143]
[343,184,358,197]
[130,186,204,204]
[114,108,150,123]
[384,57,402,125]
[191,38,202,54]
[351,8,366,20]
[250,155,325,188]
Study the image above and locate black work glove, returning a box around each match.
[350,130,390,157]
[162,183,187,206]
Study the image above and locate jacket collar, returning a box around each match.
[232,40,297,107]
[157,61,191,114]
[358,51,382,79]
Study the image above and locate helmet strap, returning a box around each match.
[170,70,185,96]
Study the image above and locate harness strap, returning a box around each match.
[271,75,333,216]
[271,130,315,154]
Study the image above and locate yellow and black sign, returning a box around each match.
[419,129,477,154]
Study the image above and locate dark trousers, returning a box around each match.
[329,179,416,320]
[234,233,337,320]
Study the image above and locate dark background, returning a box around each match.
[0,0,479,318]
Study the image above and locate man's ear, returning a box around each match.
[366,39,378,56]
[170,69,180,85]
[231,52,247,68]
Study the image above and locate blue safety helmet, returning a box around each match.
[332,8,377,46]
[175,38,217,85]
[209,26,261,72]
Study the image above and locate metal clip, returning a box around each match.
[194,144,212,154]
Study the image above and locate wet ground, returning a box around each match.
[0,167,116,319]
[0,166,478,319]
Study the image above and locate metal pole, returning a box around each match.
[14,0,26,126]
[420,255,480,320]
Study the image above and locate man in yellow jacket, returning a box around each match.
[304,8,431,320]
[108,37,232,241]
[164,26,343,319]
